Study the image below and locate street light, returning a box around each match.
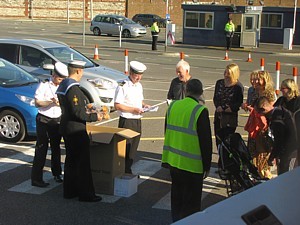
[67,0,70,24]
[83,0,86,46]
[164,0,169,52]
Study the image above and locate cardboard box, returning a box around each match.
[114,174,138,197]
[87,123,140,195]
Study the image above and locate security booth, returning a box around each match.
[181,4,263,48]
[240,6,263,48]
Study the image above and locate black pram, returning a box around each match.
[217,133,263,196]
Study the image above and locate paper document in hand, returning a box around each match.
[143,106,159,112]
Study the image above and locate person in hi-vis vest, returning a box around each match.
[162,79,212,222]
[150,19,160,50]
[224,17,235,50]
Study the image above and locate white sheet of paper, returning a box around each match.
[143,106,159,112]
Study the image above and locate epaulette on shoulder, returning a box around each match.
[118,80,126,86]
[42,79,50,83]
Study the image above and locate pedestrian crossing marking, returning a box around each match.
[2,145,224,207]
[0,148,35,173]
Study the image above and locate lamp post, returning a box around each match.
[90,0,93,21]
[164,0,169,52]
[82,0,86,46]
[67,0,70,24]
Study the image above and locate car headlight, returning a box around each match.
[132,27,138,31]
[16,94,35,106]
[87,78,117,89]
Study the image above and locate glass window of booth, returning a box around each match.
[185,11,214,29]
[261,13,283,29]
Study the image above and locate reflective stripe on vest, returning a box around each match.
[166,103,202,136]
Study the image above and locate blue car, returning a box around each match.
[0,58,39,143]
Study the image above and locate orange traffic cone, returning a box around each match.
[224,50,229,60]
[246,51,252,62]
[94,44,99,60]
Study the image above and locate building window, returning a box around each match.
[185,11,214,29]
[261,13,283,29]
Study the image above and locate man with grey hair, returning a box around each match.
[167,60,192,100]
[162,78,212,222]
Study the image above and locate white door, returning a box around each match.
[241,14,259,48]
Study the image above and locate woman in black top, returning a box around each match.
[213,63,244,148]
[274,79,300,113]
[274,79,300,167]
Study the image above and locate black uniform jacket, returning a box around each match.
[56,78,97,135]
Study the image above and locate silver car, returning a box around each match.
[0,38,127,109]
[90,14,147,38]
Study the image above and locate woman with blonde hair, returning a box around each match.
[213,63,244,168]
[244,70,276,179]
[274,79,300,167]
[274,79,300,113]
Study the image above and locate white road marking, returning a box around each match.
[0,148,35,173]
[2,148,223,207]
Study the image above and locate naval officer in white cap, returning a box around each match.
[114,61,151,174]
[57,60,103,202]
[32,62,68,188]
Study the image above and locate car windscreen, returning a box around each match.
[45,47,95,68]
[117,17,136,25]
[0,59,39,87]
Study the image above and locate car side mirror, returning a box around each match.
[43,64,54,70]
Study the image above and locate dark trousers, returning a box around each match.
[31,114,62,182]
[63,130,95,199]
[226,36,233,50]
[118,117,141,173]
[170,167,204,222]
[152,35,158,50]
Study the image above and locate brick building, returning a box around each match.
[0,0,299,27]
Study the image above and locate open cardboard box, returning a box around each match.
[86,123,140,195]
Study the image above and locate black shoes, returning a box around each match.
[32,175,63,187]
[78,195,102,202]
[31,180,50,188]
[54,175,63,183]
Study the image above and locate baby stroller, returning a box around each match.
[217,133,263,196]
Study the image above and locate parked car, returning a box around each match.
[0,38,127,110]
[0,58,39,143]
[132,14,167,28]
[90,14,147,38]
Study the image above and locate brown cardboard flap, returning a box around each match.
[86,123,140,140]
[117,129,140,139]
[90,132,114,144]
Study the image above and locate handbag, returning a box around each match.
[219,112,238,128]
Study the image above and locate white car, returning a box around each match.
[90,14,147,38]
[0,38,127,110]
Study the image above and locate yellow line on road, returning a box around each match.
[142,117,165,120]
[141,134,249,141]
[141,114,249,120]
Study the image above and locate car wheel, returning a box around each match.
[0,110,26,143]
[122,29,131,38]
[93,27,101,36]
